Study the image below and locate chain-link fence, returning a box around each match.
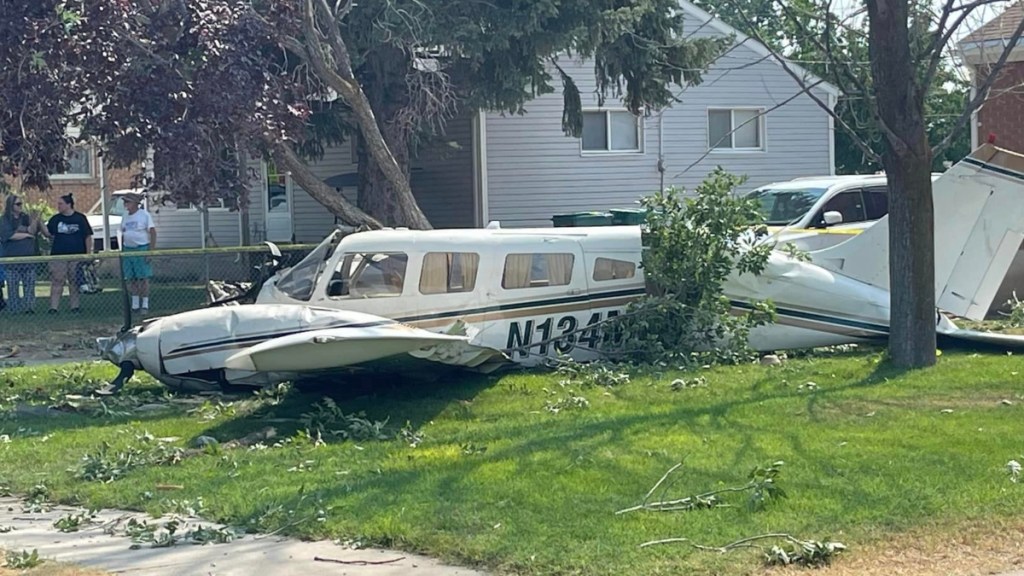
[0,245,314,361]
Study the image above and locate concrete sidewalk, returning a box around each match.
[0,497,487,575]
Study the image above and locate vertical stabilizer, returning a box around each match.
[807,144,1024,320]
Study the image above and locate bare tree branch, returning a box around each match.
[724,0,882,164]
[313,0,357,79]
[922,0,1003,91]
[932,13,1024,157]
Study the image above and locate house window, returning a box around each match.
[502,253,575,289]
[52,144,93,179]
[708,108,764,150]
[420,252,480,294]
[592,258,636,281]
[581,110,641,153]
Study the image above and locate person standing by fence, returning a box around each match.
[42,193,92,313]
[119,192,156,314]
[0,195,43,313]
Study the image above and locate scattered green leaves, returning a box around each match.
[300,398,390,441]
[3,548,42,569]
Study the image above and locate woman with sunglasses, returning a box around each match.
[0,195,43,313]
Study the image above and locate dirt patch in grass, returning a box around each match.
[0,325,117,365]
[767,518,1024,576]
[0,557,110,576]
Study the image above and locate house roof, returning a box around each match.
[962,2,1024,43]
[678,0,840,98]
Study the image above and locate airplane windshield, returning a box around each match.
[274,230,342,301]
[747,186,829,225]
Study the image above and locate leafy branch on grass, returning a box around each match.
[74,438,184,483]
[300,398,391,441]
[616,460,786,515]
[1001,291,1024,327]
[3,548,42,569]
[639,533,846,567]
[54,510,99,532]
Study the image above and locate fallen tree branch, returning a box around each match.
[639,533,847,567]
[314,555,406,565]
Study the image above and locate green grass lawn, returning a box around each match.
[1,351,1023,575]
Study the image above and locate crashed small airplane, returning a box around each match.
[96,144,1024,393]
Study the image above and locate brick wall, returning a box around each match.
[976,61,1024,154]
[3,150,139,212]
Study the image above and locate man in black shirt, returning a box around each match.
[42,194,92,312]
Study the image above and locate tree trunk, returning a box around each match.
[270,142,382,229]
[290,2,431,230]
[355,47,433,229]
[866,0,936,368]
[883,150,936,367]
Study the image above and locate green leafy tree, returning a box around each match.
[265,0,733,227]
[0,0,732,229]
[614,168,775,365]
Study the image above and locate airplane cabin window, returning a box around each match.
[502,253,575,289]
[819,190,866,224]
[420,252,480,294]
[593,257,636,281]
[327,252,408,298]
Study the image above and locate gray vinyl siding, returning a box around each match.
[483,19,832,227]
[292,145,355,243]
[286,113,476,236]
[148,206,240,248]
[410,113,476,228]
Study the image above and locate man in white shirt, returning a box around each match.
[119,193,157,314]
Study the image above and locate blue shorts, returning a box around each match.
[122,245,152,280]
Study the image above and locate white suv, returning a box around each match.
[746,173,941,250]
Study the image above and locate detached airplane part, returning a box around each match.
[97,145,1024,393]
[808,145,1024,320]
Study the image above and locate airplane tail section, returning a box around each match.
[808,144,1024,320]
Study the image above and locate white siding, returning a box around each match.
[483,19,833,227]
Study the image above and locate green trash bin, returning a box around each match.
[609,208,646,225]
[551,211,613,227]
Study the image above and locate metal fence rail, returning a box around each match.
[0,245,314,357]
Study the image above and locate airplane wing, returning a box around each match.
[223,323,471,373]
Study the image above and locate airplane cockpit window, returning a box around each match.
[275,231,341,301]
[592,257,636,281]
[420,252,480,294]
[327,252,408,298]
[502,253,574,289]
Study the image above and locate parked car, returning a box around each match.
[744,173,942,251]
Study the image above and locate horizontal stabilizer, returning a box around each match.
[225,324,468,372]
